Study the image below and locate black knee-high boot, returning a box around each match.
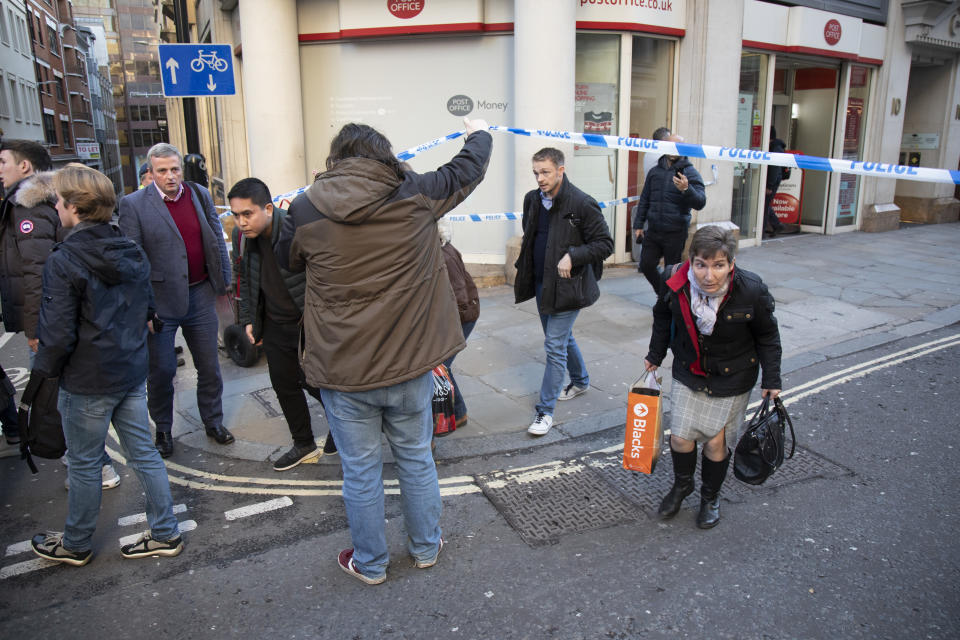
[697,449,731,529]
[657,446,697,518]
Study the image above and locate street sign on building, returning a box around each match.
[158,44,236,97]
[76,142,101,159]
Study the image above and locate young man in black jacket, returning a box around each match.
[631,133,706,295]
[514,148,614,436]
[229,178,336,471]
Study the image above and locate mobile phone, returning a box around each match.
[674,167,684,178]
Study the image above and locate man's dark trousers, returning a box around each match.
[261,316,319,449]
[639,229,686,293]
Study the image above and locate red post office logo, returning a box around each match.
[824,19,842,46]
[388,0,424,19]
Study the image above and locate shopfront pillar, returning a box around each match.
[238,0,306,196]
[506,1,575,282]
[512,0,575,199]
[676,0,743,227]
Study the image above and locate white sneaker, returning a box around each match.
[101,464,121,489]
[64,464,122,490]
[527,413,553,436]
[558,383,588,401]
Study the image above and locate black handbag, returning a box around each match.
[18,373,66,473]
[733,396,795,485]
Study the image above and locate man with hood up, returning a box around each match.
[275,117,491,585]
[30,164,181,567]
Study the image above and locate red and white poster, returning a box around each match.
[770,151,803,225]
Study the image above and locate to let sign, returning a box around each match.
[158,43,236,97]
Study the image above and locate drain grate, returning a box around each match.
[475,460,645,546]
[250,387,283,418]
[479,446,853,546]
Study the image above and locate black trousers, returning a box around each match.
[639,229,686,294]
[261,317,322,449]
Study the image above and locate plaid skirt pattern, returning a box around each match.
[668,381,750,451]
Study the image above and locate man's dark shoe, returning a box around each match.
[323,432,338,456]
[205,425,235,445]
[273,444,321,471]
[155,431,174,458]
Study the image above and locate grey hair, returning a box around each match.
[146,143,183,167]
[689,225,737,262]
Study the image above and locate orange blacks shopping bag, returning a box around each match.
[622,369,663,474]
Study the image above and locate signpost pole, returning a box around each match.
[173,0,200,155]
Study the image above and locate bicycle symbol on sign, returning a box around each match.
[190,49,228,73]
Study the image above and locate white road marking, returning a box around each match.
[118,504,188,527]
[224,496,293,521]
[118,519,197,546]
[4,540,33,557]
[0,332,13,350]
[0,558,57,579]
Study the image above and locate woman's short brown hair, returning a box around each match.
[689,225,738,263]
[53,163,116,223]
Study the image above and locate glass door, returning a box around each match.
[835,65,871,229]
[730,52,768,240]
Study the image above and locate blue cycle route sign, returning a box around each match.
[158,43,236,97]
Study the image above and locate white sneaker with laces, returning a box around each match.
[527,413,553,436]
[558,383,588,401]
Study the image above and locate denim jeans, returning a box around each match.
[319,372,441,579]
[535,283,589,416]
[442,320,476,420]
[147,281,224,433]
[59,382,179,551]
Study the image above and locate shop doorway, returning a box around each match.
[770,57,841,233]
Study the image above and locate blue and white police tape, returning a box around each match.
[220,194,643,221]
[395,124,958,186]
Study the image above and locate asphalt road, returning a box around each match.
[0,326,958,639]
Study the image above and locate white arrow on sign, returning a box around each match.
[165,58,179,84]
[207,74,216,91]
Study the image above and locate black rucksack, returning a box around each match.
[18,373,66,473]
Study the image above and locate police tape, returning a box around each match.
[249,123,958,213]
[444,195,641,223]
[220,194,642,221]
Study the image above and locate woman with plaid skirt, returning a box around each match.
[644,225,782,528]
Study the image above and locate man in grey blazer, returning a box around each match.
[118,143,234,457]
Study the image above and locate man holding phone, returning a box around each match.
[631,133,706,295]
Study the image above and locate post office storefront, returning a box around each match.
[734,2,886,246]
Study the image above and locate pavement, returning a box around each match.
[169,222,960,466]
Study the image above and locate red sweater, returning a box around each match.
[164,193,208,284]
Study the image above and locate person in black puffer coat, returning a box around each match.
[631,134,706,295]
[644,225,782,530]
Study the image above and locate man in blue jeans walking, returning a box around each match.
[276,117,492,585]
[513,148,614,436]
[30,164,181,566]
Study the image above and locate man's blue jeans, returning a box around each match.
[535,283,589,417]
[319,372,441,580]
[147,281,224,433]
[60,382,179,551]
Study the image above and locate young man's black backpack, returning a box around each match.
[18,372,66,473]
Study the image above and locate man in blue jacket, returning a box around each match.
[119,143,234,457]
[631,134,706,294]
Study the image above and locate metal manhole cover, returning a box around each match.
[586,445,853,511]
[476,460,645,547]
